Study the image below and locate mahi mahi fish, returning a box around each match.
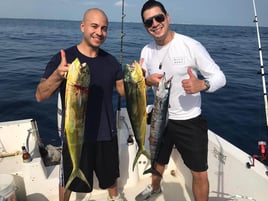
[124,60,150,171]
[143,73,172,177]
[64,58,90,191]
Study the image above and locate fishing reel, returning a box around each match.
[246,140,268,169]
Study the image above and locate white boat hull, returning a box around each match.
[0,108,268,200]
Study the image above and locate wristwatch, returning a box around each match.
[204,79,210,91]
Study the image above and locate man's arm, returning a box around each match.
[36,50,69,102]
[116,79,125,97]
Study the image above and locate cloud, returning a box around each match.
[115,0,129,7]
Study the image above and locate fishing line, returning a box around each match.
[117,0,126,129]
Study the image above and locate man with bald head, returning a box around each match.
[36,8,125,201]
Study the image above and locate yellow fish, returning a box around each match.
[124,60,150,171]
[64,58,90,191]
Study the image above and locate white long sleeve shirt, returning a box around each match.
[141,32,226,120]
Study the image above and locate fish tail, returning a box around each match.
[64,168,91,192]
[143,167,162,177]
[77,168,91,189]
[132,149,151,171]
[64,171,75,192]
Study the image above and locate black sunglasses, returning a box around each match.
[144,14,165,28]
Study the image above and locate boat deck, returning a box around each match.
[0,118,193,201]
[71,170,193,201]
[1,116,268,201]
[66,147,193,201]
[0,154,193,201]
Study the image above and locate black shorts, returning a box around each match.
[61,135,120,192]
[156,115,208,172]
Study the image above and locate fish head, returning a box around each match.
[156,73,172,98]
[164,75,172,89]
[67,58,90,87]
[124,60,144,84]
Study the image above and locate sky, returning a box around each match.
[0,0,268,27]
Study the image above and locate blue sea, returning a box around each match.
[1,18,268,163]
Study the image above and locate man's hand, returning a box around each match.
[56,49,69,79]
[182,67,206,94]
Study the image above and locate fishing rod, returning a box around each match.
[253,0,268,128]
[117,0,126,129]
[247,0,268,168]
[119,0,126,66]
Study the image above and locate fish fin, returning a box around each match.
[64,170,75,192]
[77,168,91,189]
[132,150,142,171]
[132,149,151,171]
[64,168,91,192]
[143,167,162,177]
[143,149,151,160]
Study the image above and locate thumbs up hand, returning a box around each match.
[182,67,206,94]
[57,49,69,79]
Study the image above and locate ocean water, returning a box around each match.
[0,18,268,162]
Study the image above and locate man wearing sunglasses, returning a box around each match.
[136,1,226,201]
